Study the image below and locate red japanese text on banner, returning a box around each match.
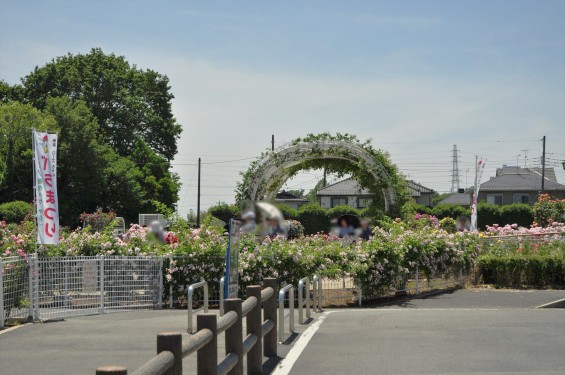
[33,131,59,245]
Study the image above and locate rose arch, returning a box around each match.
[236,133,409,213]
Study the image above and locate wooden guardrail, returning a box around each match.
[96,278,278,375]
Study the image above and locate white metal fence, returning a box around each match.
[1,255,163,326]
[317,266,466,307]
[1,256,32,327]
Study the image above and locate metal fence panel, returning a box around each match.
[1,256,31,327]
[34,256,162,321]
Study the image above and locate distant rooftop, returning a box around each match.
[275,190,308,202]
[481,167,565,191]
[437,192,471,206]
[317,178,433,197]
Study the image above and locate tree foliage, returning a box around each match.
[22,48,182,160]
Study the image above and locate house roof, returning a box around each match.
[316,178,433,197]
[437,192,471,206]
[316,178,370,196]
[480,167,565,192]
[275,191,309,202]
[406,180,434,197]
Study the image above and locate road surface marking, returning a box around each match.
[272,311,333,375]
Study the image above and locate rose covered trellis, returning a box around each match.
[236,133,410,214]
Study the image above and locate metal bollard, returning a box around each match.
[245,285,262,375]
[220,276,225,315]
[197,314,218,375]
[224,298,243,375]
[96,366,127,375]
[263,278,278,356]
[157,332,182,375]
[298,277,310,324]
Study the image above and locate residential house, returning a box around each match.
[275,190,309,210]
[478,166,565,206]
[437,189,472,207]
[316,178,434,209]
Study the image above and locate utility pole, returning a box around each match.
[271,135,275,151]
[196,157,201,227]
[451,145,461,193]
[541,136,546,193]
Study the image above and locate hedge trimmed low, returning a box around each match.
[476,255,565,288]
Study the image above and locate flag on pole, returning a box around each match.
[470,158,486,231]
[33,130,59,245]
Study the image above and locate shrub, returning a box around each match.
[297,203,330,234]
[439,217,457,233]
[477,202,501,229]
[400,202,431,221]
[80,209,117,232]
[275,204,298,221]
[432,204,470,220]
[499,204,533,227]
[533,194,565,227]
[208,204,240,224]
[476,255,565,288]
[0,201,33,223]
[327,205,360,219]
[285,219,305,239]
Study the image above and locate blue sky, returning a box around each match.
[1,0,564,216]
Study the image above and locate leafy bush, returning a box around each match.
[0,201,32,223]
[80,209,116,232]
[432,204,470,220]
[327,205,360,218]
[297,203,330,234]
[439,217,457,233]
[285,219,305,239]
[499,204,533,227]
[208,204,240,224]
[275,204,298,220]
[477,202,501,229]
[401,202,432,220]
[476,255,565,288]
[533,194,565,227]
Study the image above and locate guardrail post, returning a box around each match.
[99,255,105,314]
[263,278,277,356]
[245,285,262,375]
[415,265,419,294]
[298,280,304,324]
[167,253,173,309]
[0,257,4,328]
[28,256,34,319]
[95,366,127,374]
[225,298,243,375]
[219,276,225,315]
[197,314,218,375]
[312,275,318,312]
[157,332,182,375]
[305,278,310,319]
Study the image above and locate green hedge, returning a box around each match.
[208,204,240,224]
[297,203,330,234]
[476,255,565,288]
[499,204,533,228]
[0,201,33,223]
[327,205,361,218]
[432,204,470,219]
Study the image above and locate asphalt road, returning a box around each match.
[0,308,306,375]
[287,289,565,375]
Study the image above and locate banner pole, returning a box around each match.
[31,129,39,254]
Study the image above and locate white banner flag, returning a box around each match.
[33,130,59,245]
[470,158,486,231]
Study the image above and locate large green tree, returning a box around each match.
[0,102,57,201]
[21,48,182,161]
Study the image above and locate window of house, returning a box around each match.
[486,194,503,206]
[357,197,372,209]
[331,197,348,208]
[513,194,530,204]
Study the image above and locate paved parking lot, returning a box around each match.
[282,289,565,375]
[0,308,307,375]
